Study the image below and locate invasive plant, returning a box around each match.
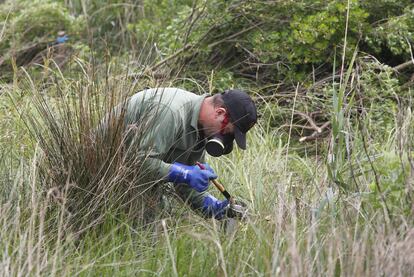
[7,62,176,233]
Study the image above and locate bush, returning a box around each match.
[367,151,412,216]
[0,0,85,51]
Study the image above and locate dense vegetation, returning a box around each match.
[1,0,413,275]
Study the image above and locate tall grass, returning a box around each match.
[1,58,414,276]
[2,106,414,275]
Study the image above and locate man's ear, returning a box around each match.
[216,107,227,117]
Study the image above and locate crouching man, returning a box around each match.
[105,88,257,220]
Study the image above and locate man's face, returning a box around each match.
[203,107,235,138]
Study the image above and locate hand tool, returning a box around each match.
[196,162,235,205]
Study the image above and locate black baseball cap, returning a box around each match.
[221,89,257,149]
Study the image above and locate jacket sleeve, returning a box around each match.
[123,106,180,181]
[173,182,208,211]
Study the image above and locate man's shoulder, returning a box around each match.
[137,88,205,108]
[132,87,195,100]
[153,87,200,102]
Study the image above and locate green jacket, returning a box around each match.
[119,87,212,210]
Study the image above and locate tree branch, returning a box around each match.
[299,121,330,142]
[295,111,322,133]
[394,60,414,72]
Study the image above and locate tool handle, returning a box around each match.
[196,162,234,204]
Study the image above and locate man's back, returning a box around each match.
[122,88,207,177]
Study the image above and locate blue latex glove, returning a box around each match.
[167,162,217,192]
[202,195,229,220]
[200,163,215,174]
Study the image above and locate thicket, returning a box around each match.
[1,0,413,82]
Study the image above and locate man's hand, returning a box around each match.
[167,162,217,192]
[202,195,229,220]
